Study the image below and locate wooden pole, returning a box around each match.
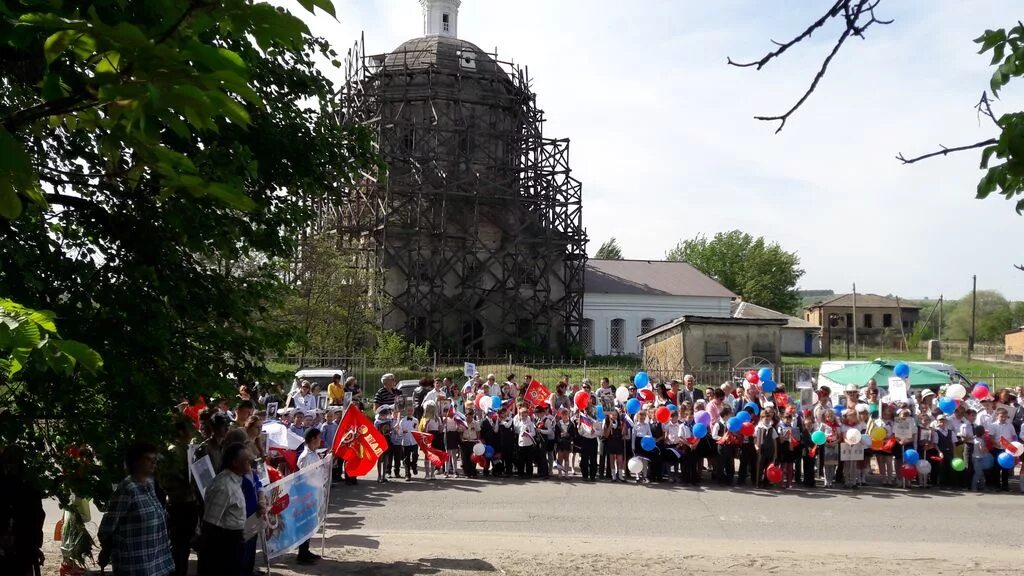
[895,296,908,352]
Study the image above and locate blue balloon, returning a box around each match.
[903,449,920,466]
[893,362,910,379]
[490,395,502,410]
[736,410,751,424]
[997,452,1016,470]
[727,416,742,434]
[625,398,641,415]
[981,453,995,470]
[667,403,678,412]
[596,406,605,420]
[938,397,956,415]
[761,380,777,393]
[641,435,656,451]
[758,367,773,382]
[634,372,650,387]
[833,405,845,416]
[744,402,760,416]
[484,445,495,459]
[692,422,708,439]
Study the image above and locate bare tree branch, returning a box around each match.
[895,139,998,164]
[728,0,893,132]
[975,91,1002,128]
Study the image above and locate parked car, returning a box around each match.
[289,368,345,400]
[397,379,421,399]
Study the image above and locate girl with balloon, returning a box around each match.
[913,413,936,489]
[818,408,841,488]
[874,404,896,486]
[840,409,861,490]
[602,407,627,482]
[754,410,779,488]
[711,405,737,486]
[553,408,572,480]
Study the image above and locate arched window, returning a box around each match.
[610,318,625,355]
[640,318,655,335]
[580,318,594,354]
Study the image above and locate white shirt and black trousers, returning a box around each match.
[198,470,245,576]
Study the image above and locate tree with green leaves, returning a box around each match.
[945,290,1016,343]
[666,230,805,314]
[730,2,1024,215]
[594,237,624,260]
[0,0,376,502]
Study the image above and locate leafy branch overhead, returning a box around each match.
[729,3,1024,215]
[0,0,378,502]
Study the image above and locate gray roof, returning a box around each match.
[639,315,787,342]
[732,301,821,330]
[808,293,920,310]
[585,259,736,298]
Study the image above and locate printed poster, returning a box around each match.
[893,419,915,442]
[189,454,215,498]
[840,443,865,461]
[263,454,332,559]
[464,362,477,377]
[888,377,908,403]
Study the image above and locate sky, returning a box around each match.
[296,0,1024,301]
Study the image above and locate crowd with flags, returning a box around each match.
[358,366,1024,493]
[91,365,1024,576]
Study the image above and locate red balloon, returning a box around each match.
[574,390,590,411]
[667,389,677,401]
[638,388,655,403]
[740,421,755,437]
[655,406,671,424]
[899,463,917,480]
[745,370,759,385]
[971,386,990,400]
[765,463,782,484]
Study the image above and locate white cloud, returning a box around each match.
[298,0,1024,300]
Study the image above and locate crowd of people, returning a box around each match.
[65,370,1024,576]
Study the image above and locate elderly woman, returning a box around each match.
[98,443,174,576]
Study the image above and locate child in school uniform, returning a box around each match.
[970,425,988,492]
[736,407,758,487]
[712,406,736,486]
[632,411,652,484]
[498,406,518,478]
[840,409,860,489]
[915,413,936,488]
[932,414,955,487]
[874,404,896,486]
[554,408,572,479]
[603,409,627,481]
[800,412,817,488]
[459,409,480,478]
[754,411,778,488]
[819,408,841,488]
[777,411,798,489]
[855,405,871,486]
[957,408,977,490]
[678,408,698,484]
[374,406,395,483]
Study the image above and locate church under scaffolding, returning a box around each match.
[330,7,586,355]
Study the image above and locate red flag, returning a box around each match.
[268,447,297,473]
[523,380,551,408]
[183,396,206,429]
[331,407,388,477]
[881,437,897,453]
[999,437,1016,452]
[412,431,449,468]
[685,437,699,447]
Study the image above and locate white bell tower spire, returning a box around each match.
[421,0,460,38]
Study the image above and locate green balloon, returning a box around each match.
[811,430,827,446]
[951,457,966,472]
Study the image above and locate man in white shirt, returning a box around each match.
[199,443,253,575]
[295,428,323,564]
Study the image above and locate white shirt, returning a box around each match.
[513,416,536,447]
[298,445,320,469]
[633,421,651,438]
[203,470,246,530]
[293,392,317,414]
[988,420,1017,444]
[975,410,994,429]
[396,417,418,446]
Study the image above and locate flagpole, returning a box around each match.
[321,455,332,558]
[261,529,273,576]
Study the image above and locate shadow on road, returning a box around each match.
[270,555,497,575]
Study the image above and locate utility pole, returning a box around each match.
[938,294,943,341]
[852,283,858,357]
[969,276,977,360]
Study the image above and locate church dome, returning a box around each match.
[383,36,508,79]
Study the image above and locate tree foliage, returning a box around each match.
[666,230,805,314]
[0,0,376,501]
[944,290,1018,343]
[594,237,623,260]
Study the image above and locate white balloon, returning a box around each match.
[615,386,630,403]
[915,460,932,475]
[844,428,862,445]
[472,443,486,456]
[627,457,645,474]
[476,395,489,412]
[945,383,967,400]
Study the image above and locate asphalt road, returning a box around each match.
[42,472,1024,575]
